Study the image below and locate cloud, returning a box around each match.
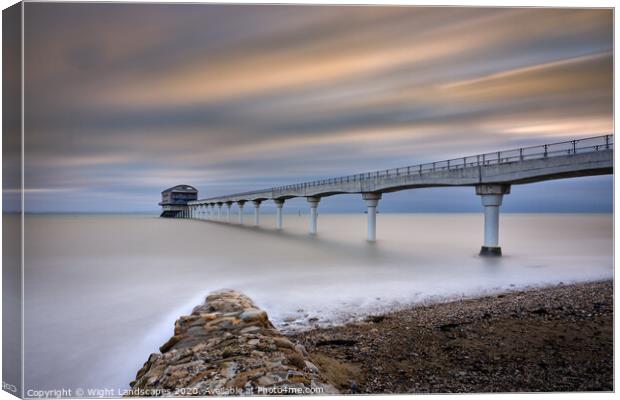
[22,4,613,211]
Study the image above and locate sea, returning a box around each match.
[21,212,612,394]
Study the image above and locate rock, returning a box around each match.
[256,375,278,387]
[305,360,319,373]
[240,326,261,334]
[295,344,308,356]
[239,309,268,323]
[273,337,295,350]
[286,352,307,370]
[128,289,338,396]
[159,335,182,353]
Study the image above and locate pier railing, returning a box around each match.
[199,134,613,200]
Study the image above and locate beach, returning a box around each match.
[291,280,613,393]
[23,213,612,392]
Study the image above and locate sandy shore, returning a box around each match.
[290,280,613,393]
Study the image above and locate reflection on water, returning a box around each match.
[24,213,612,393]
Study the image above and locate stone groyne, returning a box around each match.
[129,290,337,396]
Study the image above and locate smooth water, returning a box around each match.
[23,213,612,394]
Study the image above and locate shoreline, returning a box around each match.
[289,280,613,393]
[275,278,613,334]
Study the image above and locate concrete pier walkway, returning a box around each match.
[181,135,613,255]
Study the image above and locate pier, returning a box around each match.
[168,135,613,256]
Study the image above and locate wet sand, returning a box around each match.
[290,280,613,393]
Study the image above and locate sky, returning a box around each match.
[18,3,613,213]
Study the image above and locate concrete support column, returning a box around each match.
[238,201,246,224]
[476,184,511,256]
[226,202,232,222]
[307,196,320,235]
[274,199,285,230]
[252,200,262,226]
[217,203,223,220]
[363,193,382,242]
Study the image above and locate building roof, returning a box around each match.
[161,184,198,194]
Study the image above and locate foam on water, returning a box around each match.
[23,213,612,393]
